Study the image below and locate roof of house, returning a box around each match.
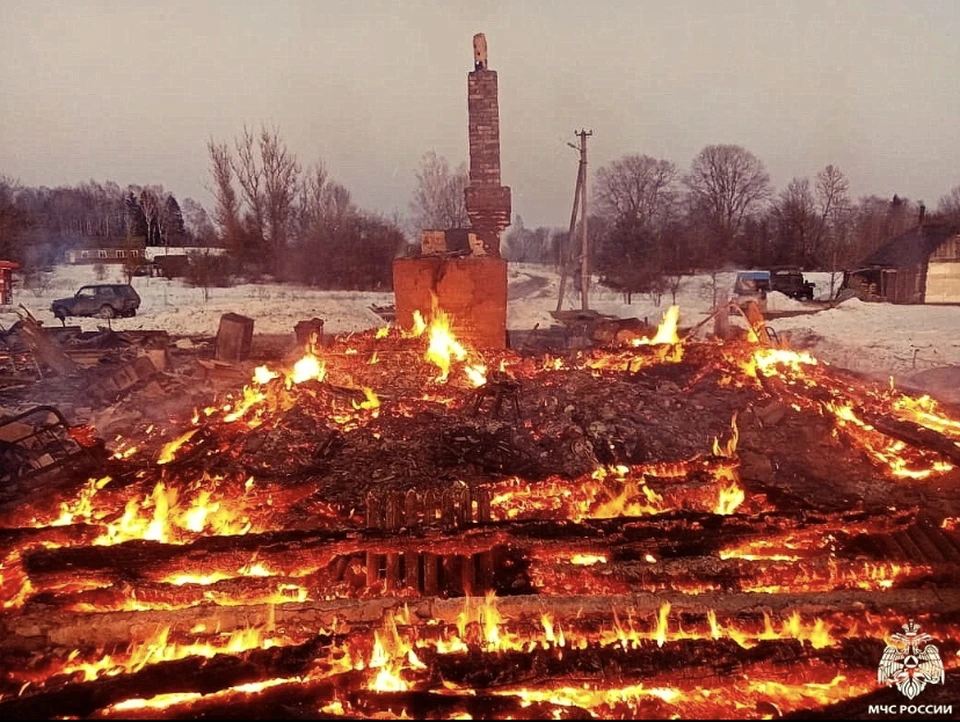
[859,223,960,268]
[69,236,147,250]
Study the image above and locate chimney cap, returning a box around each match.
[473,33,488,70]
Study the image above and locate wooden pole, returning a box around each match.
[555,161,584,313]
[577,129,593,311]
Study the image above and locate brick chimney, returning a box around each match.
[464,33,511,257]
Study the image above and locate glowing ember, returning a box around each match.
[352,387,381,411]
[570,553,608,566]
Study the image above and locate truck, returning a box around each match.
[733,269,815,303]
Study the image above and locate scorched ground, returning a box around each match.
[2,307,960,719]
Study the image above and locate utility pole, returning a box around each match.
[555,129,593,313]
[554,161,583,312]
[574,129,592,311]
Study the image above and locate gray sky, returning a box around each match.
[2,0,959,228]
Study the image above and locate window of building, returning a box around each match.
[130,249,139,257]
[98,249,108,259]
[80,250,90,259]
[117,250,126,259]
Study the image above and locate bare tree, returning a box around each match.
[297,162,329,235]
[259,127,301,264]
[595,154,678,229]
[814,165,852,295]
[409,151,468,231]
[683,144,771,262]
[772,177,817,266]
[233,126,266,246]
[938,185,960,223]
[206,139,243,255]
[592,154,680,299]
[138,188,162,246]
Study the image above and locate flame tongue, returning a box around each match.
[632,306,681,346]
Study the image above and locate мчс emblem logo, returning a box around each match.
[878,619,945,700]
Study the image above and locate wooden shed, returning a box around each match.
[843,222,960,304]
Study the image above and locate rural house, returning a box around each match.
[843,220,960,304]
[65,237,147,265]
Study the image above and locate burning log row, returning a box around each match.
[7,587,960,660]
[9,506,924,612]
[0,596,944,704]
[11,538,948,631]
[5,504,933,618]
[0,523,109,556]
[0,636,341,719]
[526,553,942,598]
[2,619,955,721]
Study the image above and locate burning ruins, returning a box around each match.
[1,299,960,719]
[2,30,960,722]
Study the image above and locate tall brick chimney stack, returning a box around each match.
[465,33,511,257]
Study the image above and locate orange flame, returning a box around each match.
[632,306,681,346]
[425,308,467,382]
[157,429,198,465]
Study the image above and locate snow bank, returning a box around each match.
[765,291,809,312]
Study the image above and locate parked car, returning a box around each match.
[733,269,815,303]
[51,284,141,320]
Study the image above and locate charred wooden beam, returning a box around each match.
[423,637,880,690]
[13,507,918,598]
[867,413,960,466]
[0,635,334,719]
[5,589,960,653]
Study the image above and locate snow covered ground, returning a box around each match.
[1,264,391,339]
[3,263,960,379]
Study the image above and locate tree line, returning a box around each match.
[4,133,960,296]
[413,144,960,299]
[0,178,217,267]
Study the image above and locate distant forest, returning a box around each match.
[3,132,960,295]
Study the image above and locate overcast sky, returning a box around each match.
[2,0,959,228]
